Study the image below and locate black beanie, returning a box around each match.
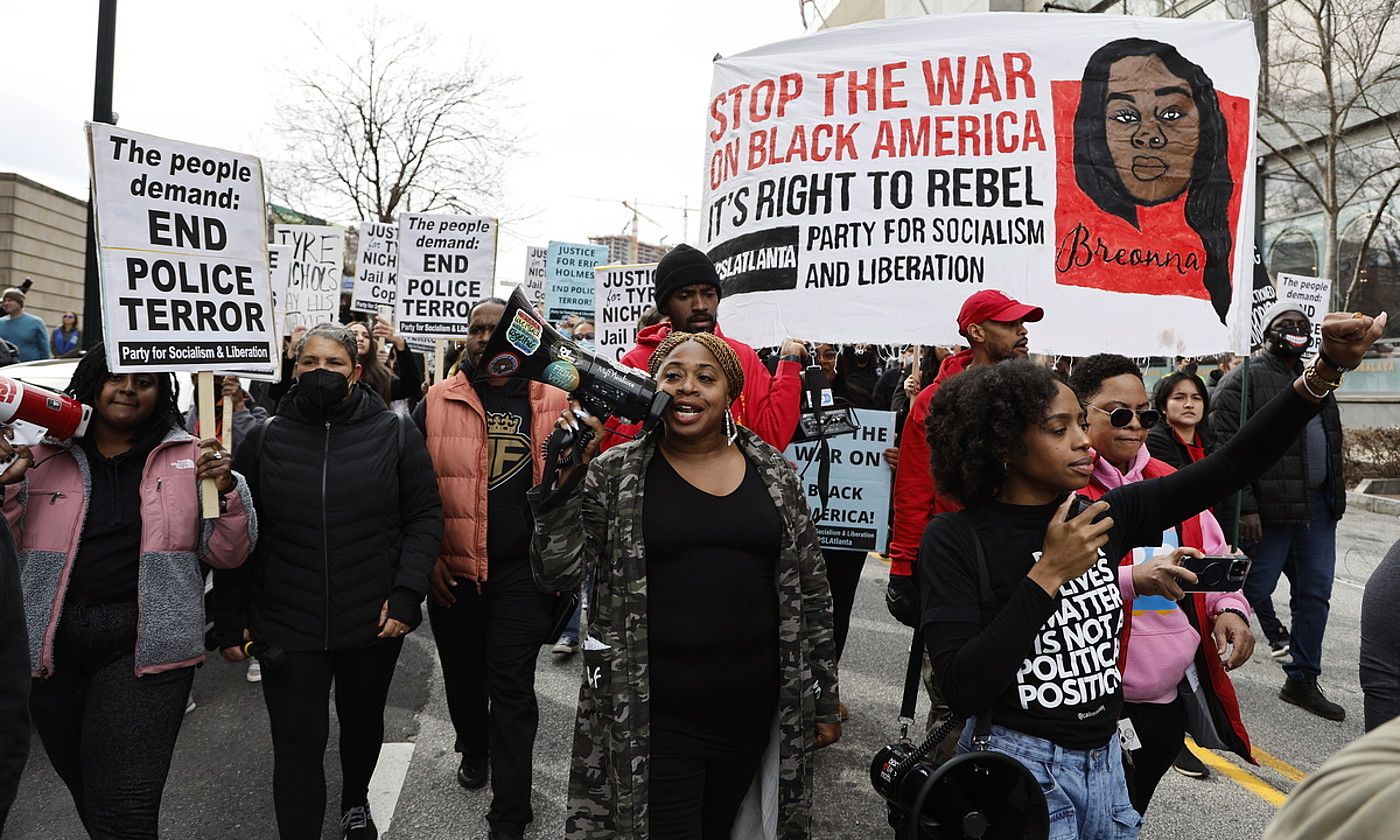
[653,244,722,308]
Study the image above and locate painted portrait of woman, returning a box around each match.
[1056,38,1239,324]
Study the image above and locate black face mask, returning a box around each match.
[1269,327,1311,357]
[297,368,351,411]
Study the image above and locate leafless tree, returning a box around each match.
[270,17,519,224]
[1252,0,1400,307]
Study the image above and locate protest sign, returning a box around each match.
[273,224,343,332]
[1276,272,1333,358]
[86,124,277,373]
[351,222,399,313]
[595,263,657,362]
[1248,246,1278,352]
[266,243,292,336]
[395,213,496,337]
[544,241,608,322]
[700,13,1259,356]
[522,245,548,312]
[785,409,895,552]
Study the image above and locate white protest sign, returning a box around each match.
[1275,273,1332,358]
[86,124,277,373]
[784,409,895,551]
[545,241,608,322]
[273,224,343,331]
[351,221,398,313]
[701,13,1259,356]
[595,263,657,362]
[395,213,496,338]
[267,244,292,336]
[522,245,548,313]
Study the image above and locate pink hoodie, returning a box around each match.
[1092,445,1251,704]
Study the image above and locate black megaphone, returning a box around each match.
[472,288,671,427]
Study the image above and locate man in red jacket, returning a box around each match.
[885,289,1044,624]
[601,244,803,450]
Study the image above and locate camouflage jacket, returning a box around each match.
[528,426,841,840]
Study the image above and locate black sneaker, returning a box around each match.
[487,830,525,840]
[457,754,488,790]
[1280,677,1346,721]
[1268,636,1291,662]
[1171,745,1210,780]
[341,804,377,840]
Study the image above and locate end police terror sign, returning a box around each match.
[395,213,497,337]
[87,124,277,373]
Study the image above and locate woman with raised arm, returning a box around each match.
[530,330,840,840]
[920,312,1384,839]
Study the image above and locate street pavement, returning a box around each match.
[8,506,1398,839]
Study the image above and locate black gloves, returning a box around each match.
[886,573,920,628]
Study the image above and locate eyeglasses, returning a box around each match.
[1088,404,1160,428]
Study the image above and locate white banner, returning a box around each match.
[1276,272,1332,358]
[522,245,548,313]
[595,263,657,363]
[701,13,1259,355]
[351,221,399,314]
[395,213,496,338]
[87,124,277,373]
[273,224,343,332]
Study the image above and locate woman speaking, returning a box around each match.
[530,331,840,840]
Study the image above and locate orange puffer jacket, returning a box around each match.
[423,373,568,581]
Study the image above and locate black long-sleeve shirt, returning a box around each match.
[921,386,1323,748]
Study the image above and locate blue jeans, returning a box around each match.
[959,723,1140,840]
[1242,489,1337,681]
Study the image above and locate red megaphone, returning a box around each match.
[0,375,91,439]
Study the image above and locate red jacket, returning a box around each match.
[1082,457,1255,765]
[600,322,802,451]
[888,349,973,577]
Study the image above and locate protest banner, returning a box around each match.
[784,409,895,552]
[86,123,277,374]
[1276,272,1333,358]
[544,241,608,322]
[267,243,292,336]
[395,213,496,337]
[521,245,548,311]
[595,263,657,362]
[273,224,343,331]
[351,221,399,313]
[700,13,1259,356]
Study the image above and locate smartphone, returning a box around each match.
[1180,554,1251,592]
[1065,494,1109,523]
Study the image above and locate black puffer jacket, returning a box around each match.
[218,385,443,652]
[0,520,28,831]
[1146,422,1210,470]
[1209,349,1345,529]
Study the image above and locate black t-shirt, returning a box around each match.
[922,386,1323,749]
[643,451,781,752]
[66,430,164,606]
[477,378,535,563]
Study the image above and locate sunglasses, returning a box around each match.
[1088,404,1160,429]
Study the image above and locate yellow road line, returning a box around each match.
[1250,746,1309,784]
[1184,738,1288,808]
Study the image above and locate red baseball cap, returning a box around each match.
[956,289,1044,337]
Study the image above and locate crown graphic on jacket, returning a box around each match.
[487,412,523,436]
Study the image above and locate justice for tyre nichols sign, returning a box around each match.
[700,13,1261,356]
[87,124,278,373]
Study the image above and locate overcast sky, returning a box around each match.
[0,1,805,288]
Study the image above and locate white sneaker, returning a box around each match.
[551,635,579,656]
[246,659,262,683]
[184,692,196,715]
